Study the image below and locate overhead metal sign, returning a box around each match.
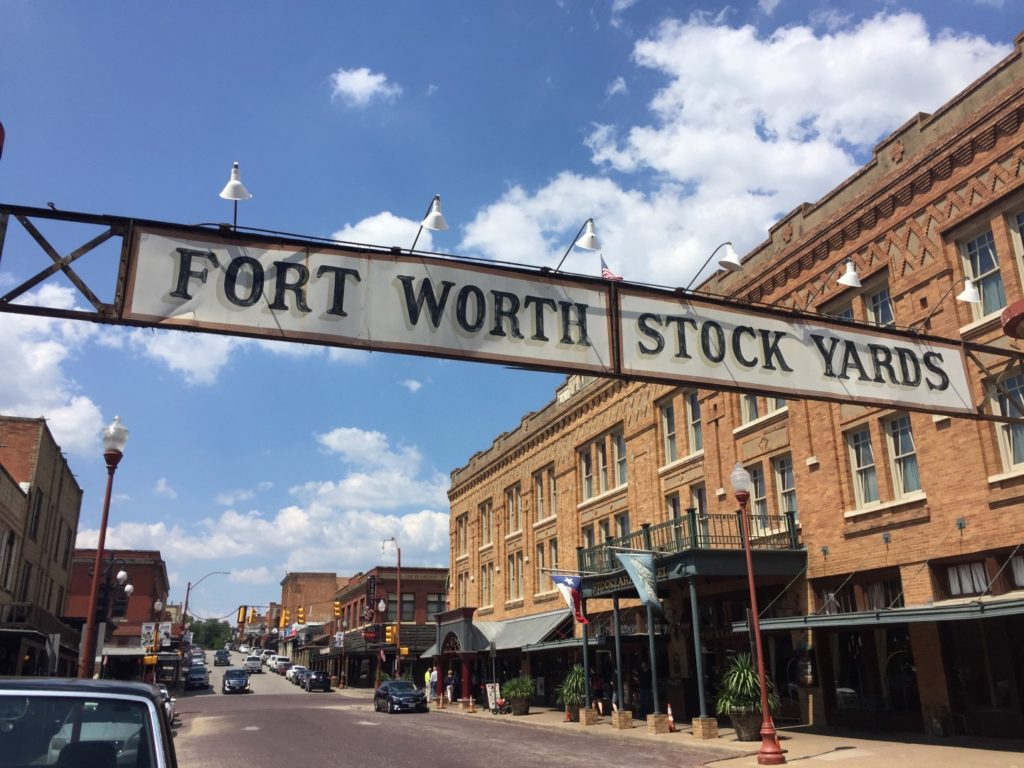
[0,204,1017,421]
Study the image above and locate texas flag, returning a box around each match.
[553,574,589,624]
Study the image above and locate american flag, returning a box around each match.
[553,574,589,624]
[600,256,623,281]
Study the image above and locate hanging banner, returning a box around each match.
[614,552,662,613]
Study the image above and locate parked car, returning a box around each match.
[0,677,178,768]
[184,665,210,690]
[221,668,251,695]
[304,670,331,692]
[244,655,262,674]
[260,650,275,664]
[270,656,291,672]
[293,669,312,687]
[374,680,428,713]
[239,644,251,654]
[275,662,292,676]
[156,683,177,723]
[285,665,306,682]
[214,650,231,666]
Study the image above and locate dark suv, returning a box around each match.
[214,650,231,666]
[304,670,331,692]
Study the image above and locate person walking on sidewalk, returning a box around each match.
[429,666,438,701]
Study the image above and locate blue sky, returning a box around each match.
[0,1,1018,622]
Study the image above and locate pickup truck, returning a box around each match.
[244,655,262,673]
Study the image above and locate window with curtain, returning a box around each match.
[868,286,895,326]
[773,454,798,523]
[613,430,627,486]
[963,229,1007,317]
[479,499,493,546]
[887,414,921,496]
[748,463,768,526]
[741,394,759,423]
[662,402,677,462]
[997,373,1024,468]
[849,426,880,506]
[1012,555,1024,588]
[686,391,703,452]
[947,561,988,596]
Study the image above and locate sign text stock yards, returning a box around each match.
[124,228,973,417]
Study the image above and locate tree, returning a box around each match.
[190,618,231,649]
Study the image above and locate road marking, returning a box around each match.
[242,726,260,731]
[354,721,381,726]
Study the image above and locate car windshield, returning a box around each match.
[224,670,247,680]
[0,694,156,767]
[187,669,205,678]
[388,681,415,691]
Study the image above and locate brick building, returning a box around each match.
[444,35,1024,738]
[0,416,83,675]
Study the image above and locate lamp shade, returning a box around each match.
[956,278,981,304]
[718,243,742,272]
[575,219,601,251]
[837,259,862,288]
[219,162,252,201]
[421,195,448,231]
[102,416,129,454]
[730,462,752,494]
[378,598,386,612]
[124,583,135,597]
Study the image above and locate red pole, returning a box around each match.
[737,490,786,765]
[78,450,122,678]
[395,545,402,678]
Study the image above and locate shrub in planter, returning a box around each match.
[714,652,780,742]
[502,675,536,715]
[555,664,587,721]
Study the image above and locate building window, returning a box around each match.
[685,391,702,452]
[506,551,524,601]
[962,229,1007,318]
[748,464,768,526]
[662,402,677,463]
[1011,555,1024,588]
[505,484,522,533]
[479,499,493,546]
[580,449,594,500]
[479,565,492,607]
[666,493,681,522]
[690,484,706,515]
[598,518,611,542]
[741,395,759,423]
[581,524,595,550]
[550,538,558,574]
[614,511,630,538]
[819,584,856,614]
[947,562,987,596]
[867,286,895,327]
[773,454,798,523]
[848,426,880,506]
[769,397,787,412]
[0,531,14,593]
[456,513,468,557]
[401,592,415,622]
[534,465,555,521]
[17,562,31,603]
[427,592,446,617]
[996,373,1024,468]
[886,414,921,496]
[535,543,547,592]
[865,578,903,610]
[613,430,627,486]
[27,490,43,540]
[456,573,469,608]
[597,441,609,494]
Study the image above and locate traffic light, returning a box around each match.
[237,605,247,624]
[247,607,256,624]
[385,624,395,644]
[297,606,306,625]
[278,609,289,628]
[333,600,341,618]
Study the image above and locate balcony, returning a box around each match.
[578,510,801,575]
[0,602,81,649]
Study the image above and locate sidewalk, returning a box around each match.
[331,688,1021,768]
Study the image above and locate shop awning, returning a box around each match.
[420,609,570,658]
[732,592,1024,633]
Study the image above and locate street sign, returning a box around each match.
[362,629,378,641]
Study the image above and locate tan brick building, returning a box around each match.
[445,35,1024,738]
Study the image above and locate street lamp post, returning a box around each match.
[79,416,129,679]
[382,537,402,677]
[376,597,387,688]
[180,571,230,643]
[731,462,786,765]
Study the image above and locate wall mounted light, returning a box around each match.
[803,258,862,311]
[218,162,252,230]
[911,276,981,332]
[684,241,742,291]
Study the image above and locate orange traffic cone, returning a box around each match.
[666,702,677,732]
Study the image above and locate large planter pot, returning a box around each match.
[566,705,580,722]
[729,709,762,741]
[510,697,531,716]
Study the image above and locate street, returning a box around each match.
[172,652,728,768]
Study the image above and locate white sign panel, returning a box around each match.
[125,229,615,374]
[618,291,974,415]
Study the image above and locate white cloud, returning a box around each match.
[329,67,402,107]
[610,0,638,28]
[216,482,271,506]
[606,76,628,98]
[228,566,275,585]
[155,478,177,499]
[316,426,424,473]
[330,210,433,252]
[0,284,104,456]
[126,328,241,386]
[758,0,781,14]
[401,379,423,393]
[460,13,1008,289]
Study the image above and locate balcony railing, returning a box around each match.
[577,510,800,575]
[0,602,81,647]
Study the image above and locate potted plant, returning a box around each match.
[502,674,536,715]
[555,664,588,721]
[714,652,780,741]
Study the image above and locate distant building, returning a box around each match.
[0,416,83,675]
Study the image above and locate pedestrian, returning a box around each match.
[424,666,430,693]
[429,666,438,701]
[445,670,455,703]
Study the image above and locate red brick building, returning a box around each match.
[445,34,1024,739]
